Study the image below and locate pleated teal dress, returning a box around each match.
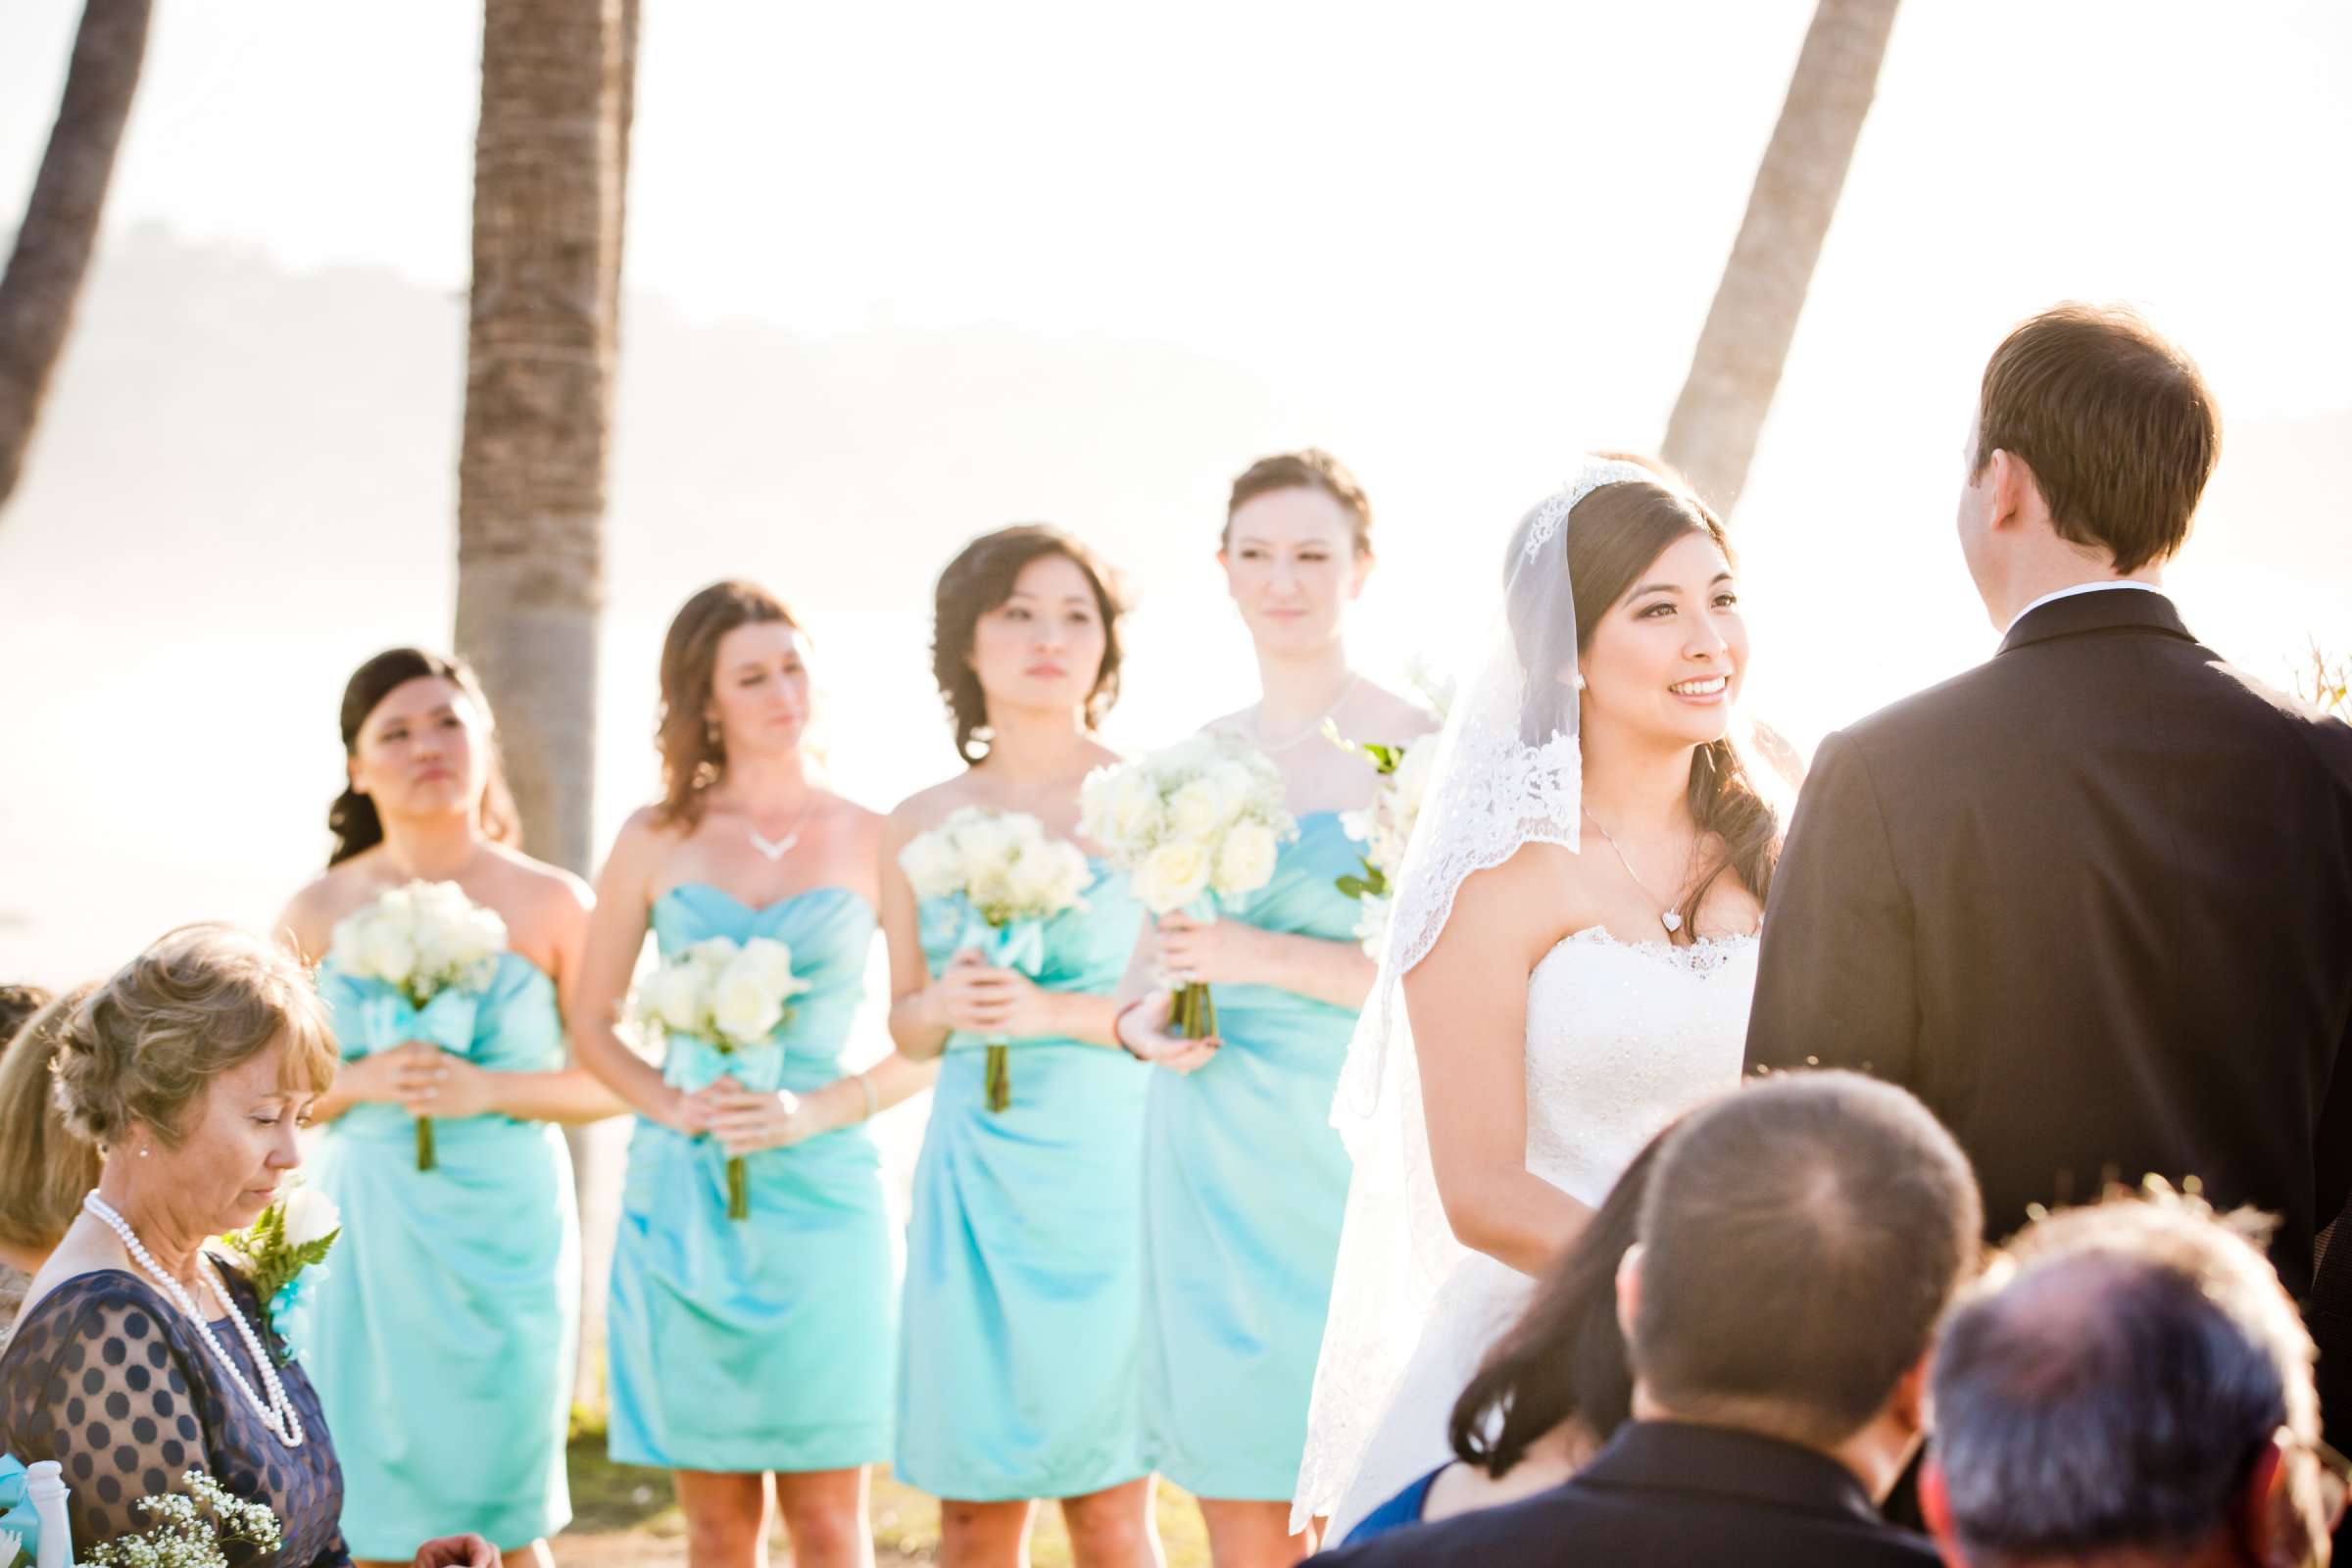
[1142,812,1364,1499]
[606,884,896,1473]
[296,952,579,1555]
[898,866,1152,1501]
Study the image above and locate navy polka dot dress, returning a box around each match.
[0,1266,350,1568]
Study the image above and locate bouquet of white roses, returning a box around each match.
[217,1184,342,1368]
[1079,730,1296,1039]
[900,808,1093,1111]
[630,936,812,1219]
[326,880,509,1171]
[78,1471,280,1568]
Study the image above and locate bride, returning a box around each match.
[1293,455,1782,1541]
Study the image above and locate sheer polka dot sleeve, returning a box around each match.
[0,1270,349,1568]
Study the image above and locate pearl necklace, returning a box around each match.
[82,1192,305,1448]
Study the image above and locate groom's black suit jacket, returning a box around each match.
[1745,589,2352,1313]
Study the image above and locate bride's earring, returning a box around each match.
[1573,673,1588,692]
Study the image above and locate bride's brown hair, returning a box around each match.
[1563,471,1779,931]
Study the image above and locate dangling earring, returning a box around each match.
[705,717,723,752]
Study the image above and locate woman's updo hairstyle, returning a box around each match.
[1224,448,1374,555]
[329,648,520,866]
[54,924,340,1150]
[931,525,1126,764]
[0,984,99,1253]
[654,581,804,829]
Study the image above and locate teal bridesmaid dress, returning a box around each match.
[606,884,896,1473]
[1142,812,1363,1499]
[898,866,1152,1501]
[297,952,579,1556]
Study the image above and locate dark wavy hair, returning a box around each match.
[653,581,804,830]
[1538,470,1780,931]
[1446,1126,1663,1476]
[329,649,520,866]
[930,525,1126,763]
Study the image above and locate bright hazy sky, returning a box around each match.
[3,1,2349,985]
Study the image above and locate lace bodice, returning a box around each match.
[1522,927,1761,1205]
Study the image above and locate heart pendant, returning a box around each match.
[1659,910,1685,934]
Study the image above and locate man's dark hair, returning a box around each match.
[1974,302,2219,574]
[1930,1191,2314,1561]
[1632,1071,1983,1447]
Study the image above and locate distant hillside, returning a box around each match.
[0,224,1298,627]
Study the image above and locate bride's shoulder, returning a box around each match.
[1431,841,1596,961]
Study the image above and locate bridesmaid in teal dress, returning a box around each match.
[571,583,932,1568]
[1114,453,1436,1566]
[882,526,1158,1568]
[275,648,624,1568]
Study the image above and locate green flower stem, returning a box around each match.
[416,1116,436,1172]
[985,1044,1011,1112]
[726,1156,750,1221]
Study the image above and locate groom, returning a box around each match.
[1744,304,2352,1424]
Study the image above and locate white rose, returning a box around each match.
[955,812,1014,871]
[358,920,418,986]
[1169,776,1231,838]
[710,961,785,1045]
[1134,841,1212,914]
[897,827,962,900]
[732,936,806,1001]
[1394,735,1440,813]
[638,963,705,1033]
[1102,769,1162,848]
[1212,820,1281,897]
[279,1185,342,1250]
[684,937,739,977]
[1339,806,1374,846]
[326,909,374,975]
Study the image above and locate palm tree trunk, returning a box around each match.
[452,0,631,1407]
[0,0,153,513]
[1661,0,1900,516]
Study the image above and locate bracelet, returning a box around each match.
[854,1070,878,1122]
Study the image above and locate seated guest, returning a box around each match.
[1339,1127,1658,1544]
[1319,1071,1981,1566]
[1924,1185,2350,1567]
[0,925,500,1568]
[0,984,99,1333]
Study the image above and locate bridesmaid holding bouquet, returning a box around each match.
[572,582,929,1568]
[276,648,622,1568]
[882,526,1157,1568]
[1116,453,1435,1566]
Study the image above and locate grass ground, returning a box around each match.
[554,1428,1213,1567]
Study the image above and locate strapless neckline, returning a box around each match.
[653,881,875,919]
[1541,923,1760,976]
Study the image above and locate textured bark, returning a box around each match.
[1661,0,1899,516]
[452,0,632,1407]
[0,0,153,512]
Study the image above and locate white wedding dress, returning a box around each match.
[1309,924,1759,1541]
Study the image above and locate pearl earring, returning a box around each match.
[1573,673,1588,692]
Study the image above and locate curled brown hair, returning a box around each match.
[330,648,520,866]
[53,925,340,1150]
[1225,449,1374,555]
[1975,303,2219,574]
[931,526,1126,764]
[654,581,803,829]
[0,985,101,1253]
[1564,476,1780,932]
[1447,1125,1661,1476]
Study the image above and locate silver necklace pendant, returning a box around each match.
[748,827,800,861]
[1659,910,1685,934]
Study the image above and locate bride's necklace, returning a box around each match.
[82,1192,306,1448]
[1582,806,1694,936]
[1253,674,1361,753]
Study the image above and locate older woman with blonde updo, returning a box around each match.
[0,924,500,1568]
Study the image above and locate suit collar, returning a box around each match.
[1997,585,2193,657]
[1575,1419,1886,1525]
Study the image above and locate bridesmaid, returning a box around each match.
[1114,452,1435,1567]
[275,648,623,1568]
[571,582,926,1568]
[883,526,1157,1568]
